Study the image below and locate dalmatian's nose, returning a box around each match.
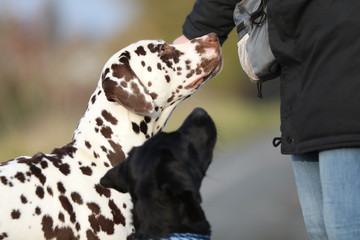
[205,32,219,44]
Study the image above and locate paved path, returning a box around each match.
[201,130,308,240]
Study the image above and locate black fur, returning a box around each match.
[101,108,216,240]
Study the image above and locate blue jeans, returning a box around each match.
[292,148,360,240]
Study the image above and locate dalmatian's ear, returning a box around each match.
[102,54,154,115]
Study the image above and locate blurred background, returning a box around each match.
[0,0,307,239]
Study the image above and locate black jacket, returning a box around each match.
[182,0,360,154]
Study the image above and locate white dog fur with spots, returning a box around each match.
[0,33,222,240]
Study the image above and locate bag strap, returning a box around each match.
[236,0,267,33]
[251,0,266,25]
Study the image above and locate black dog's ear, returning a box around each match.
[100,161,129,193]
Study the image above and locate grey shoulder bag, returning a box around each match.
[234,0,280,85]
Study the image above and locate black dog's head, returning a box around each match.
[100,108,216,239]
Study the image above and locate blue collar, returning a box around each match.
[137,233,210,240]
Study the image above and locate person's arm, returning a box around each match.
[173,35,190,44]
[181,0,239,45]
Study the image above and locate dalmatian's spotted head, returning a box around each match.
[101,33,222,115]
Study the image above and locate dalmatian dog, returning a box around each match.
[0,33,222,240]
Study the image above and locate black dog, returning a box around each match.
[101,108,216,240]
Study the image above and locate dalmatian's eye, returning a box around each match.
[159,45,166,52]
[159,44,173,55]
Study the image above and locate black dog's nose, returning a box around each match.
[191,107,208,117]
[179,108,215,132]
[189,108,213,124]
[188,108,215,130]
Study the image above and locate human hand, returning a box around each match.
[173,35,190,44]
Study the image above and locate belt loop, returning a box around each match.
[272,137,282,147]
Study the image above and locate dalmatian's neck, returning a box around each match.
[71,83,176,168]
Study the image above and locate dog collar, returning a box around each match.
[164,233,210,240]
[138,233,210,240]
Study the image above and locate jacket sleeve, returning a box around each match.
[182,0,239,44]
